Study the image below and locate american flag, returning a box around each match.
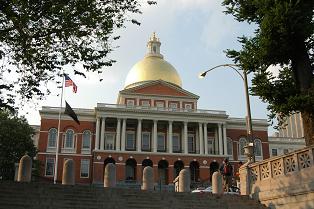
[64,74,77,93]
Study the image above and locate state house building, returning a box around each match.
[37,33,269,185]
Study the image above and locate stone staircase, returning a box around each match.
[0,181,269,209]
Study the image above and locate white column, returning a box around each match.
[153,120,158,152]
[203,123,208,155]
[121,118,126,151]
[223,123,227,155]
[137,119,142,152]
[214,128,219,155]
[100,117,106,150]
[184,121,188,154]
[199,123,204,155]
[95,117,100,150]
[116,118,121,151]
[168,121,173,153]
[218,123,223,155]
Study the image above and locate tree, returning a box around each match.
[222,0,314,145]
[0,110,37,180]
[0,0,147,112]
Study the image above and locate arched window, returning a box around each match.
[48,128,57,148]
[254,139,262,157]
[238,137,247,156]
[64,129,75,148]
[82,130,91,150]
[227,138,233,156]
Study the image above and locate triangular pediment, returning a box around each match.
[119,80,199,99]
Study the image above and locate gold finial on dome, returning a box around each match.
[146,32,163,58]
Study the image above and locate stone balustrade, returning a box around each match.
[248,145,314,184]
[240,145,314,209]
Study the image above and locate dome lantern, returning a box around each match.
[146,32,163,59]
[124,33,182,89]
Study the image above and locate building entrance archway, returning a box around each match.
[125,158,137,181]
[158,160,169,185]
[190,161,200,182]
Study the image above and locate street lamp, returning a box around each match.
[199,64,255,162]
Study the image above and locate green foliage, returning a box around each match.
[0,110,37,180]
[222,0,314,127]
[0,0,146,111]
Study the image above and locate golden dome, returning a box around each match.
[124,33,182,89]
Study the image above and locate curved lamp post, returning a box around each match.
[199,64,255,162]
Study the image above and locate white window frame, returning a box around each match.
[141,132,151,151]
[207,137,214,154]
[169,102,178,110]
[254,139,263,158]
[172,134,181,152]
[271,148,278,156]
[141,100,150,107]
[157,132,166,152]
[81,130,91,154]
[45,158,55,177]
[126,99,135,106]
[80,159,90,178]
[62,129,76,153]
[126,131,136,150]
[105,133,115,150]
[188,134,195,153]
[156,101,164,108]
[238,137,247,157]
[47,128,57,152]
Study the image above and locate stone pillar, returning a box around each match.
[121,119,126,151]
[199,123,204,155]
[137,119,142,152]
[104,163,116,188]
[153,120,157,152]
[17,154,32,182]
[212,171,223,195]
[95,117,100,150]
[116,118,121,151]
[178,169,190,192]
[239,162,252,195]
[214,128,219,155]
[168,121,173,153]
[62,159,75,185]
[142,166,154,191]
[223,124,227,155]
[203,123,208,155]
[184,121,188,154]
[100,117,106,150]
[218,123,223,155]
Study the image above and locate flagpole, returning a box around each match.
[54,74,65,184]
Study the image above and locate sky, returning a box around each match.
[20,0,275,134]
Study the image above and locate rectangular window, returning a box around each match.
[142,132,150,151]
[80,159,90,178]
[173,134,180,152]
[45,158,55,176]
[126,132,135,150]
[208,138,214,154]
[271,148,278,156]
[105,134,115,150]
[157,133,166,152]
[169,102,178,110]
[188,134,195,153]
[156,101,164,108]
[141,100,150,107]
[126,99,135,106]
